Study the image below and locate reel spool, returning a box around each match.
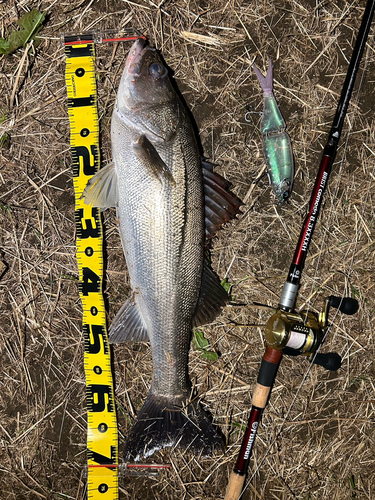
[264,296,359,371]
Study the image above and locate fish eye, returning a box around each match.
[149,62,165,79]
[283,191,289,200]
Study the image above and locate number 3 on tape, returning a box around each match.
[64,40,118,499]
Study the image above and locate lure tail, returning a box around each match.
[252,59,273,95]
[124,391,224,461]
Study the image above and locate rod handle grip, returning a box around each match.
[252,383,271,409]
[224,471,246,500]
[256,346,282,400]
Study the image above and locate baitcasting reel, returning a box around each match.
[264,296,359,371]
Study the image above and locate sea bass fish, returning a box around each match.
[83,39,241,460]
[252,60,294,203]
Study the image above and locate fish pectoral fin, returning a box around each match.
[133,135,175,185]
[81,161,119,209]
[193,261,229,327]
[109,298,149,343]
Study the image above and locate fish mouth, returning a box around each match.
[126,39,151,75]
[125,38,147,74]
[125,39,167,79]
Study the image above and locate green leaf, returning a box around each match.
[192,330,218,362]
[221,278,231,293]
[0,112,9,148]
[200,350,218,361]
[0,134,8,148]
[348,475,356,490]
[193,330,209,350]
[0,10,46,55]
[231,421,246,431]
[0,39,10,54]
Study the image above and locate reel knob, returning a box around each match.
[312,352,342,371]
[328,296,359,315]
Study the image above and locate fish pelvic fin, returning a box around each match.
[109,298,149,343]
[202,159,242,241]
[252,59,273,95]
[124,392,224,461]
[133,135,175,185]
[81,161,119,209]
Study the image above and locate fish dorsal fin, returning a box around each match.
[193,261,229,327]
[202,159,242,240]
[109,298,149,343]
[81,161,119,209]
[133,135,175,185]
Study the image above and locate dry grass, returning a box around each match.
[1,0,375,499]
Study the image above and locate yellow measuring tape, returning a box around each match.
[64,37,118,499]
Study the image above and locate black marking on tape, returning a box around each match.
[72,145,99,177]
[65,35,94,49]
[80,128,90,137]
[75,207,101,239]
[68,95,95,108]
[88,447,117,465]
[87,384,115,413]
[83,324,109,355]
[98,484,109,493]
[75,67,85,77]
[80,267,100,296]
[98,423,108,433]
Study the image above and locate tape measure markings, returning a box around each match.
[65,39,118,499]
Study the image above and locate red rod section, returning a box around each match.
[291,154,332,268]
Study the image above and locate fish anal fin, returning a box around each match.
[109,298,149,343]
[193,261,229,327]
[202,159,242,240]
[133,135,175,185]
[81,162,119,209]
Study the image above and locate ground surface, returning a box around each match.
[1,0,375,499]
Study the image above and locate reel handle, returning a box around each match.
[312,352,342,371]
[328,296,359,315]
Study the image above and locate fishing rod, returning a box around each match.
[224,1,375,498]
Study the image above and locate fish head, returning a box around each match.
[115,39,180,141]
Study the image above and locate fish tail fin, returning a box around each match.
[252,59,273,94]
[124,392,224,461]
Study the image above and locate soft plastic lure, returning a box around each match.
[252,60,294,203]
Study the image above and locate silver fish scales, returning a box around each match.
[83,39,241,460]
